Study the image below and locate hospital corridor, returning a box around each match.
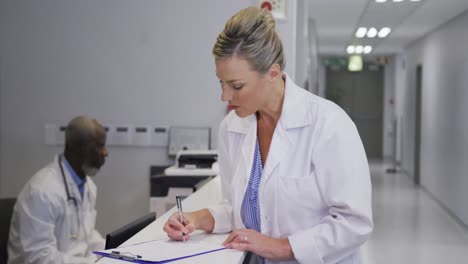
[1,0,468,263]
[363,161,468,263]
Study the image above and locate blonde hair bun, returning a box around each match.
[213,6,285,74]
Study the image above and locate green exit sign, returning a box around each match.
[323,58,347,67]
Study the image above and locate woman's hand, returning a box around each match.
[163,212,197,241]
[163,209,215,241]
[223,229,294,260]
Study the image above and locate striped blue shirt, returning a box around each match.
[241,139,265,263]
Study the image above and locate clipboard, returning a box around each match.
[93,239,227,263]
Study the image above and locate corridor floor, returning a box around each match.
[362,161,468,263]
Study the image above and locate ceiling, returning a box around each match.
[308,0,468,55]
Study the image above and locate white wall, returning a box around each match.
[382,59,396,159]
[307,19,320,95]
[394,54,408,163]
[277,0,297,78]
[396,9,468,225]
[294,3,321,95]
[295,0,308,87]
[0,56,3,194]
[0,0,300,234]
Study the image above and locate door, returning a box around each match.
[0,57,3,194]
[326,64,384,159]
[414,65,422,185]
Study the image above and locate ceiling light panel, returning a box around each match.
[356,27,367,38]
[366,27,378,38]
[378,27,392,38]
[348,55,363,72]
[355,46,364,54]
[345,0,425,54]
[363,46,373,54]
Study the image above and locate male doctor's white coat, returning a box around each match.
[8,155,104,264]
[209,74,373,264]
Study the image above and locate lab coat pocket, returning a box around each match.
[85,209,97,234]
[278,174,325,215]
[62,204,81,249]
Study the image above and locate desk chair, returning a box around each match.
[0,198,16,264]
[105,212,156,250]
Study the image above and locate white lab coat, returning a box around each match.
[209,74,373,264]
[8,155,105,264]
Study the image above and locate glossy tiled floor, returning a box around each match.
[362,161,468,263]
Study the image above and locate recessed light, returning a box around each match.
[378,27,392,38]
[364,46,373,54]
[348,55,363,72]
[367,28,378,38]
[347,46,355,54]
[356,27,367,38]
[355,46,364,54]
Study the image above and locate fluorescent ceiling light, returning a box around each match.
[393,0,404,2]
[367,28,378,38]
[375,0,387,2]
[364,46,373,54]
[355,46,364,54]
[348,55,363,72]
[378,27,392,38]
[346,46,355,54]
[410,0,421,1]
[356,27,367,38]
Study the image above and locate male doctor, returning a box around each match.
[8,116,108,264]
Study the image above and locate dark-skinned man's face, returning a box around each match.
[82,127,107,177]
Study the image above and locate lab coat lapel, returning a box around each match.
[58,155,84,205]
[227,113,258,198]
[226,73,313,192]
[241,116,257,188]
[262,121,291,183]
[262,73,312,184]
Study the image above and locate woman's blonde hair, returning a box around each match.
[212,6,285,74]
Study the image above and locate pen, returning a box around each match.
[175,196,186,242]
[109,251,142,260]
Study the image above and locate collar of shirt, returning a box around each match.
[62,156,86,199]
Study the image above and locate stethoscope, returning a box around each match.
[58,155,81,240]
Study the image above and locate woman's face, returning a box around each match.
[216,56,268,118]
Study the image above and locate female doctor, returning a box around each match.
[163,7,373,264]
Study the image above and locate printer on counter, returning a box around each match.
[150,150,218,216]
[164,150,218,176]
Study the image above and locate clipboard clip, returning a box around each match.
[109,250,142,261]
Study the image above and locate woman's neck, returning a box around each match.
[257,76,285,126]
